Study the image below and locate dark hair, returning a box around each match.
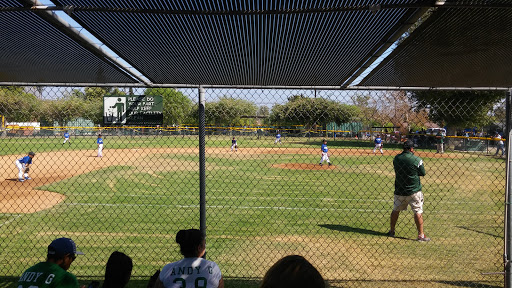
[403,140,414,151]
[176,229,205,257]
[103,251,133,288]
[260,255,325,288]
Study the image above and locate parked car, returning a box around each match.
[426,128,446,136]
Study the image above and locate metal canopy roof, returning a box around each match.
[51,0,425,86]
[1,0,512,88]
[0,0,138,84]
[359,5,512,88]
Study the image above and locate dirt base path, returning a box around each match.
[1,147,455,213]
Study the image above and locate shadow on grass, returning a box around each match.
[455,226,503,239]
[319,224,387,236]
[319,224,420,241]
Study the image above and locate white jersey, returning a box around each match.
[160,257,222,288]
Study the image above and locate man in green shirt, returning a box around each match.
[18,238,84,288]
[388,140,430,242]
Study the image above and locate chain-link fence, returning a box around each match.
[0,86,506,287]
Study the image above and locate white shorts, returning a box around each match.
[393,191,423,214]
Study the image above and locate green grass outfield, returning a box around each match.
[0,135,505,288]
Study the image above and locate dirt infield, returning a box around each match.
[0,147,456,213]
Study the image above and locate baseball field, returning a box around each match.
[0,134,505,288]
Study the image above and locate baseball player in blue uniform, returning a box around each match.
[62,131,71,145]
[319,139,331,166]
[231,137,238,152]
[275,133,282,144]
[15,151,35,182]
[97,134,104,157]
[373,134,383,154]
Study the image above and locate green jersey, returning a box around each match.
[436,132,444,144]
[17,262,79,288]
[393,150,426,196]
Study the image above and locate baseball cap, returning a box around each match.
[403,140,414,150]
[28,151,35,156]
[48,238,84,256]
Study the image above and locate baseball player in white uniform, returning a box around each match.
[62,131,71,144]
[319,139,331,166]
[373,134,383,154]
[15,152,35,182]
[230,137,238,152]
[274,133,282,144]
[97,134,104,157]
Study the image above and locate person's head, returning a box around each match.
[46,238,84,271]
[103,251,133,288]
[176,229,205,258]
[322,139,327,144]
[28,151,35,159]
[403,140,414,152]
[98,134,102,138]
[260,255,325,288]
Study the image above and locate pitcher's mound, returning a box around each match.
[273,163,335,170]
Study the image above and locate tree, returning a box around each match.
[75,87,126,102]
[257,105,270,125]
[145,88,194,126]
[409,90,505,133]
[39,97,86,127]
[82,100,103,125]
[269,95,359,129]
[350,93,380,127]
[0,87,39,122]
[70,87,127,125]
[205,96,258,126]
[371,91,430,134]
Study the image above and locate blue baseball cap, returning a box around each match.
[48,238,84,256]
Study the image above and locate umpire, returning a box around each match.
[388,140,430,242]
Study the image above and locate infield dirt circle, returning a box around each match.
[1,147,454,213]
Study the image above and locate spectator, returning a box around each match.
[17,237,84,288]
[388,140,430,242]
[260,255,325,288]
[436,130,444,154]
[495,131,505,156]
[102,251,133,288]
[156,229,224,288]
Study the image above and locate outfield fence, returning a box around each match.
[0,86,507,287]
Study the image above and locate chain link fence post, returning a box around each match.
[199,86,206,240]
